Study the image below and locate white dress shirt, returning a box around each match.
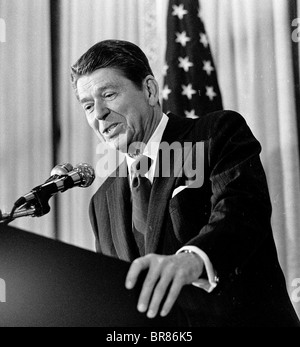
[126,113,218,292]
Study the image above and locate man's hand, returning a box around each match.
[125,252,204,319]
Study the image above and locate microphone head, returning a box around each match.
[74,163,95,188]
[50,163,73,176]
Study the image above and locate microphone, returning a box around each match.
[44,163,74,183]
[14,163,95,209]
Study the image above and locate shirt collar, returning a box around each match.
[126,113,169,182]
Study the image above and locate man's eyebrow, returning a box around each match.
[79,97,93,104]
[79,84,119,104]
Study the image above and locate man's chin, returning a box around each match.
[106,138,129,154]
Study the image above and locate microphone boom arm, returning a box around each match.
[0,207,37,224]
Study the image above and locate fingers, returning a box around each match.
[126,254,171,318]
[125,255,152,290]
[126,253,203,319]
[139,264,173,318]
[160,273,185,317]
[146,270,183,319]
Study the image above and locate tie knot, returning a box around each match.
[131,155,152,177]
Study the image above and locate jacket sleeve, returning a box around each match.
[186,111,274,281]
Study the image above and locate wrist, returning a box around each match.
[179,249,204,279]
[176,246,219,292]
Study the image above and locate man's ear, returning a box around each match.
[144,75,160,107]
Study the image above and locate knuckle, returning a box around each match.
[148,253,165,266]
[145,253,154,259]
[163,261,176,274]
[146,253,157,263]
[132,258,141,266]
[176,268,188,282]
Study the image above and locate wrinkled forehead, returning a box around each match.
[76,68,128,100]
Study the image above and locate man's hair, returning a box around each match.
[71,40,154,96]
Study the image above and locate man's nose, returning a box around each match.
[95,102,110,121]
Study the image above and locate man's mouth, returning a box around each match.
[103,123,119,135]
[102,123,124,139]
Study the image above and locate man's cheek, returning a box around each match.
[89,122,105,143]
[86,115,94,128]
[86,117,100,136]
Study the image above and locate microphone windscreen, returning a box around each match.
[74,163,95,188]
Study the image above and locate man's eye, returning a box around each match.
[104,93,116,99]
[84,105,94,112]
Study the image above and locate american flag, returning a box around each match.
[162,0,223,119]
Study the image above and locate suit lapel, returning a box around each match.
[106,161,140,262]
[145,114,195,254]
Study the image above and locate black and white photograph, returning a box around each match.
[0,0,300,329]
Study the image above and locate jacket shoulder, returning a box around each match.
[193,110,249,140]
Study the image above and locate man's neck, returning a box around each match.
[128,108,163,157]
[143,110,163,143]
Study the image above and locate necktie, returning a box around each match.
[131,155,152,235]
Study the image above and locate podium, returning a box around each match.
[0,225,178,327]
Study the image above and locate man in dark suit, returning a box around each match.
[71,40,300,327]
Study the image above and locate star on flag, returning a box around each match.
[178,57,194,72]
[162,85,172,100]
[172,4,188,20]
[175,31,191,47]
[162,64,169,76]
[203,60,214,75]
[206,86,217,101]
[200,33,209,48]
[185,110,199,119]
[182,84,197,100]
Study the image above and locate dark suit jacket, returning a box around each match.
[89,111,300,327]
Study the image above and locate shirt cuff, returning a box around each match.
[176,245,219,293]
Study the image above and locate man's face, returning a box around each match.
[77,67,154,153]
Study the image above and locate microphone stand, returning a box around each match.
[0,193,52,225]
[0,207,36,223]
[0,163,95,226]
[0,207,37,224]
